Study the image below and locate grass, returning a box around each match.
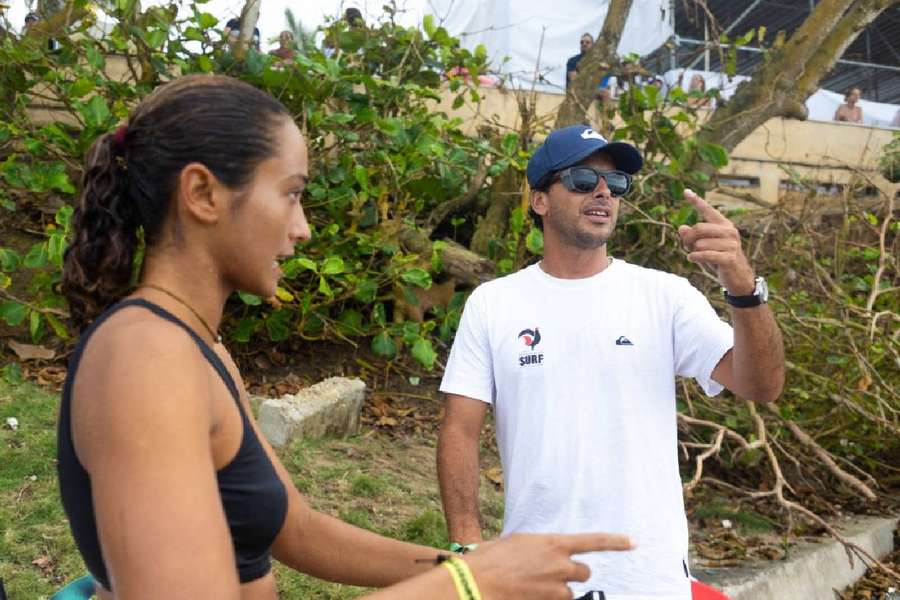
[0,378,505,598]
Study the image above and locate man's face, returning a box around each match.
[580,36,593,53]
[535,152,621,251]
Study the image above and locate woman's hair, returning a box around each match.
[844,87,861,101]
[62,74,291,331]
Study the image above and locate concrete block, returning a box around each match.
[694,516,898,600]
[257,377,366,447]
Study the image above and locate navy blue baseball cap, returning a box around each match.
[526,125,643,187]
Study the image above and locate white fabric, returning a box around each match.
[663,68,900,129]
[440,259,734,599]
[804,88,900,128]
[396,0,673,93]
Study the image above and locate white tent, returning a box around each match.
[391,0,674,92]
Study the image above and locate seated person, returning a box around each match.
[834,87,863,123]
[269,30,296,62]
[687,73,709,107]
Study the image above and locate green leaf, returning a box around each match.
[44,313,70,340]
[80,95,111,130]
[29,310,43,342]
[371,331,397,358]
[69,78,95,99]
[0,300,28,327]
[422,14,436,37]
[1,362,23,384]
[400,268,432,289]
[353,165,369,191]
[372,303,387,327]
[197,55,213,73]
[354,278,378,303]
[86,46,106,70]
[237,291,262,305]
[232,317,257,343]
[318,276,333,297]
[525,228,544,255]
[501,132,518,156]
[294,257,318,273]
[375,118,403,137]
[698,143,729,169]
[410,337,437,369]
[265,309,292,342]
[321,257,345,275]
[47,233,66,267]
[23,243,48,269]
[197,11,218,28]
[0,273,10,289]
[0,248,21,271]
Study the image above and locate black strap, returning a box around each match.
[574,593,606,600]
[94,298,242,403]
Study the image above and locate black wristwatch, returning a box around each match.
[723,276,768,308]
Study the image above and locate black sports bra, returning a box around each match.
[57,298,288,591]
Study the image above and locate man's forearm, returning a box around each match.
[437,426,484,544]
[730,304,785,402]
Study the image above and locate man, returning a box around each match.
[566,33,593,89]
[437,124,784,600]
[566,32,612,103]
[223,16,260,52]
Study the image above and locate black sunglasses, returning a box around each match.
[556,167,632,197]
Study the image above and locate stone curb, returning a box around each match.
[257,376,366,447]
[693,516,898,600]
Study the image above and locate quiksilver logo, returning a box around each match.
[615,335,633,346]
[581,128,607,143]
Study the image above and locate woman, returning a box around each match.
[58,74,632,599]
[833,87,863,123]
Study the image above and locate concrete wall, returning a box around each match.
[26,64,898,207]
[433,86,898,207]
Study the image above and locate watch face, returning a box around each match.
[755,277,769,302]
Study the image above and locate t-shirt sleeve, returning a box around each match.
[671,277,734,397]
[439,287,494,404]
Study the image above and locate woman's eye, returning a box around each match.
[289,189,304,201]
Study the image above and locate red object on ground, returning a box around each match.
[692,580,730,600]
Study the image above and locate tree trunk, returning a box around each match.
[555,0,633,128]
[233,0,261,60]
[693,0,896,169]
[470,167,520,256]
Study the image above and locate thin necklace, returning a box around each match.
[138,283,222,344]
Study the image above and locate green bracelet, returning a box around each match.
[449,542,479,554]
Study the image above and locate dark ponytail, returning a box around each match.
[62,75,291,331]
[63,132,142,331]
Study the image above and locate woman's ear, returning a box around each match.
[176,162,227,225]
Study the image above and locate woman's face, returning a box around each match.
[218,118,311,298]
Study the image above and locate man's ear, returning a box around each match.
[176,162,227,225]
[530,189,549,218]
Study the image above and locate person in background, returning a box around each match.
[834,87,864,123]
[566,33,595,90]
[224,16,261,52]
[57,74,633,600]
[687,73,709,107]
[269,30,297,63]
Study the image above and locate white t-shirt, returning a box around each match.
[440,259,734,600]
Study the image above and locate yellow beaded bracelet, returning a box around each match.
[442,557,482,600]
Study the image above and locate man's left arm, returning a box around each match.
[678,189,785,403]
